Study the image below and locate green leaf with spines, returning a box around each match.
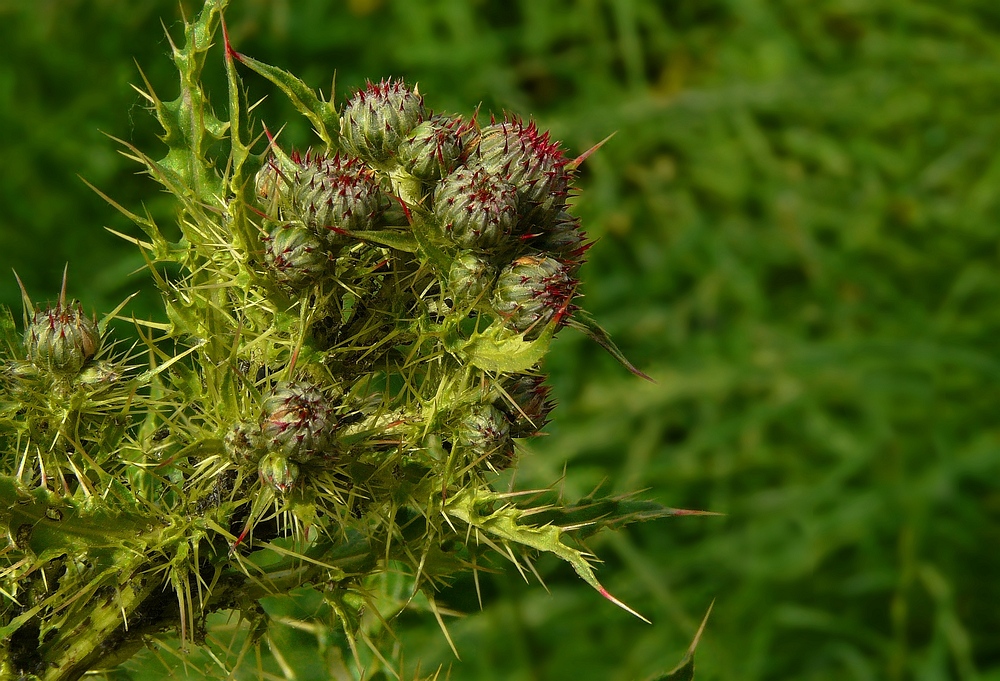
[231,52,340,150]
[568,309,653,381]
[0,305,20,356]
[449,320,556,373]
[149,1,230,203]
[512,486,720,540]
[0,477,159,553]
[350,230,419,253]
[445,487,650,622]
[647,602,713,681]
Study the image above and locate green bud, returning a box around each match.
[258,451,299,494]
[447,251,494,308]
[497,374,553,438]
[261,380,337,462]
[456,404,514,469]
[286,151,385,245]
[225,420,261,464]
[264,224,331,289]
[434,167,517,250]
[341,79,425,164]
[25,302,101,374]
[472,117,571,227]
[492,255,576,338]
[397,115,469,180]
[534,210,589,264]
[75,360,121,389]
[2,359,38,382]
[255,159,285,210]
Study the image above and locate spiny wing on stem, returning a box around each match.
[444,487,651,622]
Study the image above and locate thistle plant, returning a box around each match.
[0,3,705,679]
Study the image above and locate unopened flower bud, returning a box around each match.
[341,79,425,164]
[26,302,100,374]
[434,167,517,250]
[75,360,120,389]
[264,224,331,289]
[258,451,299,494]
[225,420,261,464]
[534,211,589,264]
[255,158,286,211]
[286,152,385,245]
[497,374,553,438]
[472,117,571,227]
[261,380,337,462]
[456,404,514,469]
[492,255,576,338]
[447,251,494,308]
[397,115,469,180]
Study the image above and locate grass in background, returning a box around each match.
[3,0,999,679]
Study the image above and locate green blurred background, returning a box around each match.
[2,0,1000,679]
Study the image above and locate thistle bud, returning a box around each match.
[447,251,494,308]
[341,79,425,164]
[261,380,337,462]
[75,360,120,389]
[258,451,299,494]
[397,115,469,180]
[456,404,514,469]
[255,158,286,211]
[25,302,100,374]
[434,167,517,250]
[286,152,385,245]
[472,117,571,227]
[492,255,576,338]
[497,374,554,438]
[534,211,589,264]
[225,420,260,464]
[263,224,331,290]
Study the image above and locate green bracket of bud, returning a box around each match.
[350,230,419,253]
[449,321,556,374]
[233,53,340,151]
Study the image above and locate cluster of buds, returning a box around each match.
[241,77,591,489]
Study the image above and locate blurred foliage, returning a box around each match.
[3,0,1000,679]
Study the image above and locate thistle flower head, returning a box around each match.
[341,78,426,164]
[534,210,590,265]
[473,116,572,226]
[456,403,514,469]
[498,373,554,438]
[434,167,518,250]
[263,223,331,289]
[492,255,577,337]
[285,151,386,245]
[225,420,261,464]
[447,251,495,308]
[397,114,470,180]
[255,158,284,205]
[260,379,338,462]
[25,300,100,374]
